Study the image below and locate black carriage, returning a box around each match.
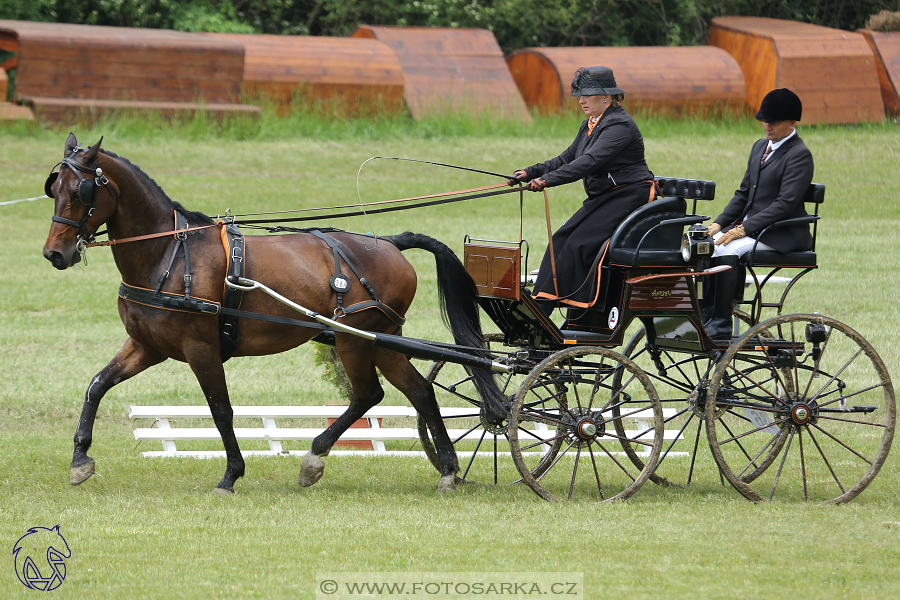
[45,136,893,502]
[419,177,895,504]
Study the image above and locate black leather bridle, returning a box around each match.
[45,147,118,244]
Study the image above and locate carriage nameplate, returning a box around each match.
[629,277,692,311]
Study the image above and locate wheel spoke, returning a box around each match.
[451,422,482,444]
[719,417,765,477]
[518,432,569,452]
[799,427,808,502]
[656,411,694,472]
[461,429,489,481]
[812,382,886,411]
[536,439,577,483]
[587,443,605,500]
[769,427,796,501]
[808,347,865,406]
[809,422,874,466]
[735,427,786,479]
[806,426,846,495]
[756,338,795,405]
[595,430,656,448]
[801,325,833,402]
[790,323,801,403]
[724,361,791,409]
[686,417,703,486]
[716,416,792,446]
[567,358,585,414]
[593,441,637,482]
[817,415,887,427]
[568,444,582,501]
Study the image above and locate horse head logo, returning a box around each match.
[13,525,71,591]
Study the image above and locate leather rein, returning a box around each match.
[77,182,524,248]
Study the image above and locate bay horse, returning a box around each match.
[42,134,504,494]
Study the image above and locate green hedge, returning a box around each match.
[1,0,899,51]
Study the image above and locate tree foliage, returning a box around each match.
[1,0,898,50]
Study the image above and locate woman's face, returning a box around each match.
[578,94,610,117]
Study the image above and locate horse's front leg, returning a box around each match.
[185,348,245,494]
[72,338,165,485]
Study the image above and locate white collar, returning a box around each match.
[768,128,797,152]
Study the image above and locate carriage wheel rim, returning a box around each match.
[705,313,895,504]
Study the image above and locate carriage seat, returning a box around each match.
[741,183,824,268]
[607,177,717,268]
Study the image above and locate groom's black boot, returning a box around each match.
[703,255,741,341]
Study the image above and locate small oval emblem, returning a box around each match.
[330,274,350,292]
[608,307,619,329]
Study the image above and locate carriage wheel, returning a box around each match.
[508,347,663,502]
[706,314,896,504]
[418,334,561,486]
[612,311,789,488]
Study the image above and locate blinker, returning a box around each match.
[44,172,59,199]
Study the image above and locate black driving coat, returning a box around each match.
[714,133,814,254]
[525,105,653,306]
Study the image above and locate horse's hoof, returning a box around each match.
[437,474,458,493]
[299,453,325,488]
[213,486,235,496]
[70,459,95,486]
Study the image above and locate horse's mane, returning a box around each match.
[100,149,214,226]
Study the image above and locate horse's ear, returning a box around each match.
[64,132,78,155]
[83,136,103,165]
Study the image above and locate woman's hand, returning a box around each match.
[527,178,548,192]
[707,223,722,237]
[507,170,528,186]
[715,224,745,245]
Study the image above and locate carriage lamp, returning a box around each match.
[806,322,827,362]
[681,224,713,262]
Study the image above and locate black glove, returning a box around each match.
[527,178,547,192]
[507,170,528,186]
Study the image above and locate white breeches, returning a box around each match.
[711,232,776,257]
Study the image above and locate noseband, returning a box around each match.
[46,147,118,244]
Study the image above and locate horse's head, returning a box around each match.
[42,133,119,270]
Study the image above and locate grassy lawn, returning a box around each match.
[1,113,898,599]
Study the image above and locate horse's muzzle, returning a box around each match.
[44,247,80,270]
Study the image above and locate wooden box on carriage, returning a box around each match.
[464,241,521,300]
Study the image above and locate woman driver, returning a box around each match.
[509,66,655,312]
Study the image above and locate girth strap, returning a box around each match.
[219,222,246,361]
[309,229,406,327]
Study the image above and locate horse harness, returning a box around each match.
[117,221,405,361]
[45,146,118,244]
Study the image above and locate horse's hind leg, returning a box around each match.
[299,338,384,488]
[376,351,459,493]
[72,338,165,485]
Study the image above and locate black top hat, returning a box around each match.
[570,66,625,97]
[755,88,802,122]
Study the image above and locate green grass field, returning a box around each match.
[1,114,899,599]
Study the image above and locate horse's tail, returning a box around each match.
[382,232,508,424]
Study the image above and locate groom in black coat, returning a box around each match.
[710,88,814,254]
[703,88,814,340]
